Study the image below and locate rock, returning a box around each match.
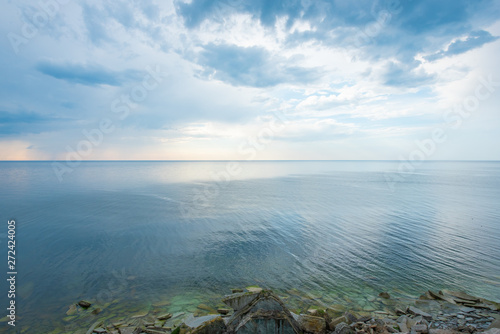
[190,316,226,334]
[484,329,500,334]
[93,328,107,334]
[157,313,172,320]
[217,308,230,315]
[298,314,326,334]
[428,330,462,334]
[368,296,376,302]
[197,304,216,313]
[396,308,406,316]
[79,300,92,308]
[413,324,428,333]
[398,320,409,332]
[379,292,391,299]
[308,308,319,316]
[231,288,244,293]
[118,328,141,334]
[246,285,263,293]
[456,314,464,319]
[85,320,103,334]
[131,311,148,318]
[363,305,376,312]
[335,322,353,334]
[330,316,347,329]
[91,308,102,315]
[489,318,500,329]
[407,306,432,319]
[143,329,168,334]
[440,290,480,303]
[66,304,77,316]
[344,312,358,325]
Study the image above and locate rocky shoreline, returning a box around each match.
[74,288,500,334]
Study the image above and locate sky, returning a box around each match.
[1,0,500,161]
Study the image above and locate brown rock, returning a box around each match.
[329,316,347,330]
[379,292,391,299]
[217,308,230,315]
[78,300,91,308]
[298,314,326,334]
[157,313,172,320]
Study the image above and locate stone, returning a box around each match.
[197,304,216,313]
[489,319,500,329]
[440,290,480,303]
[91,308,102,315]
[379,292,391,299]
[231,288,244,293]
[86,320,103,334]
[413,324,428,333]
[246,286,263,293]
[484,329,500,334]
[79,300,92,308]
[66,304,77,316]
[456,314,464,319]
[428,330,462,334]
[217,308,230,315]
[118,328,142,334]
[329,316,347,329]
[157,313,172,320]
[93,328,107,334]
[344,312,358,324]
[307,308,319,316]
[143,329,169,334]
[396,308,406,316]
[335,322,353,334]
[298,314,326,334]
[190,316,226,334]
[407,306,432,319]
[398,320,409,332]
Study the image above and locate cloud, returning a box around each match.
[425,30,499,61]
[197,43,322,87]
[382,61,435,87]
[35,61,143,86]
[0,110,66,136]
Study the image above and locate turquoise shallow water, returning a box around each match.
[0,161,499,332]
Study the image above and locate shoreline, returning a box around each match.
[69,288,500,334]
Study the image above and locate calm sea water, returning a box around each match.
[0,161,499,332]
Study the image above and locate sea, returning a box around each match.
[0,161,499,332]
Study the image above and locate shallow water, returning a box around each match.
[0,161,499,332]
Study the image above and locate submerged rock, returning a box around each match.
[66,304,77,316]
[79,300,92,308]
[379,292,391,299]
[157,313,172,320]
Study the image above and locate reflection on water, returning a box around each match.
[0,161,499,332]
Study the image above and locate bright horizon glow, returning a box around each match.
[1,1,500,161]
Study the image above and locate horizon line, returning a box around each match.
[1,159,500,162]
